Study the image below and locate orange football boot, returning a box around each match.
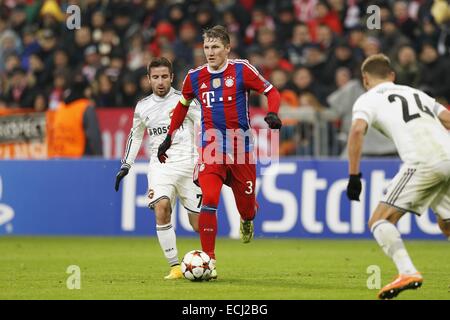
[378,273,423,300]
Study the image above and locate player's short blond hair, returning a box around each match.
[361,54,394,79]
[202,25,230,46]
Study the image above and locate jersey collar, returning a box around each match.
[370,81,394,91]
[207,59,228,74]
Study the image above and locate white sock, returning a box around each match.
[156,223,179,267]
[371,220,418,275]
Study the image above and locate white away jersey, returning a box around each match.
[352,82,450,165]
[122,87,200,165]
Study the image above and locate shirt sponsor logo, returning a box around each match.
[148,126,169,136]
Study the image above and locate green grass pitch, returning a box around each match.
[0,237,448,300]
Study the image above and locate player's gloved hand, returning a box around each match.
[346,173,362,201]
[264,112,282,129]
[115,165,130,191]
[158,134,172,163]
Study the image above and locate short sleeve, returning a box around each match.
[242,61,273,94]
[433,102,447,116]
[352,95,375,127]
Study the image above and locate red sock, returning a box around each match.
[199,207,217,260]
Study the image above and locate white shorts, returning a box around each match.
[381,161,450,220]
[147,161,202,214]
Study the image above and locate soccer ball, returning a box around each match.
[181,250,212,281]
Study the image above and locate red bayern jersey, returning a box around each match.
[180,59,273,153]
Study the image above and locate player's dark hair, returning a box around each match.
[147,57,173,75]
[202,25,230,46]
[361,54,394,78]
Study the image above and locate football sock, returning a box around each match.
[199,206,217,260]
[156,223,179,267]
[371,219,418,275]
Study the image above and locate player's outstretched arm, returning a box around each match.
[438,108,450,130]
[346,119,367,201]
[264,88,282,129]
[157,101,189,163]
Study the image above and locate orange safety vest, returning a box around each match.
[47,99,91,158]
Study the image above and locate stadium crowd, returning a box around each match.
[0,0,449,155]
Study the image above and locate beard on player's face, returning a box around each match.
[148,70,173,97]
[149,78,171,97]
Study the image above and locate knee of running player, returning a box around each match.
[198,175,222,210]
[368,203,403,230]
[188,211,199,232]
[154,199,172,225]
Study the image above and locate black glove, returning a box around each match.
[264,112,282,129]
[115,165,129,191]
[346,173,362,201]
[158,134,172,163]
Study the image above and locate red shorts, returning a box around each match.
[193,153,257,220]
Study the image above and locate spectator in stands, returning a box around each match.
[250,26,278,53]
[82,44,102,83]
[20,26,41,71]
[47,73,103,158]
[285,23,311,66]
[419,42,450,101]
[245,6,275,45]
[392,45,421,87]
[119,72,139,108]
[48,69,69,110]
[2,66,37,108]
[269,68,299,107]
[52,48,70,73]
[0,29,21,73]
[28,53,51,90]
[307,0,342,42]
[327,67,365,155]
[173,21,198,69]
[393,1,419,43]
[274,1,296,45]
[94,73,120,108]
[90,10,106,43]
[37,28,58,69]
[126,32,146,71]
[194,3,216,32]
[287,66,329,106]
[303,43,329,87]
[378,17,410,58]
[96,26,120,66]
[324,38,359,86]
[69,26,93,67]
[316,24,336,56]
[261,47,294,80]
[33,92,48,112]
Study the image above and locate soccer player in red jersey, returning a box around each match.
[157,25,282,279]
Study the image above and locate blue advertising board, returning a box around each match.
[0,159,445,239]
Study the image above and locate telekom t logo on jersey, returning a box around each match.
[202,91,233,108]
